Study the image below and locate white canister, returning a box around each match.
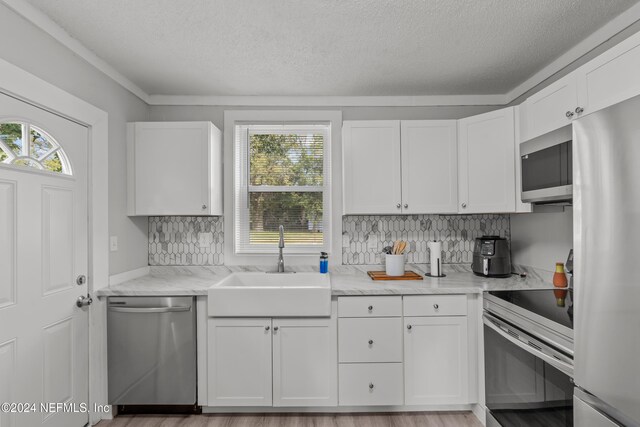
[385,254,405,276]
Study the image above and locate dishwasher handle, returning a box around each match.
[108,306,191,313]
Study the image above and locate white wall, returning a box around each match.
[0,3,150,275]
[510,208,573,272]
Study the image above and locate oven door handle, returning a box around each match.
[483,314,574,377]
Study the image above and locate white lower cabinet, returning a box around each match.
[272,318,337,407]
[338,363,404,406]
[404,316,469,405]
[207,315,337,407]
[207,318,273,406]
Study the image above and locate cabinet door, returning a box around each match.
[404,316,469,405]
[207,318,272,406]
[400,120,458,214]
[343,121,402,214]
[521,73,577,141]
[272,318,337,407]
[129,122,213,216]
[458,107,516,213]
[577,31,640,116]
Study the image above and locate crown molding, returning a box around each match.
[504,1,640,103]
[146,94,508,107]
[1,0,150,103]
[5,0,640,108]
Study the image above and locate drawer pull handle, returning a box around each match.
[407,324,412,330]
[433,304,439,309]
[369,383,375,389]
[273,326,279,332]
[265,326,270,331]
[368,339,374,345]
[368,305,373,311]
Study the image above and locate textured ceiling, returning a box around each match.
[24,0,640,96]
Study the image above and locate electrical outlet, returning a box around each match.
[110,236,118,252]
[198,233,212,248]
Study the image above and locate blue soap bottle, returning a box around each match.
[320,252,329,274]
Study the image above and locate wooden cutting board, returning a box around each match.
[367,271,423,281]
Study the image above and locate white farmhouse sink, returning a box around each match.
[208,272,331,316]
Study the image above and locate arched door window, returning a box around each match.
[0,121,72,175]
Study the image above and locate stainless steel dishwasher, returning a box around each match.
[107,296,196,406]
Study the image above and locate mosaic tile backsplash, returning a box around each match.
[149,217,224,266]
[342,214,510,265]
[148,214,509,266]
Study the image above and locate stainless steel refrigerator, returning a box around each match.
[573,95,640,426]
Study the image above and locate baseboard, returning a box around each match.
[109,266,150,286]
[202,404,474,414]
[472,403,486,426]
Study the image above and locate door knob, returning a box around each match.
[575,107,584,114]
[433,304,439,309]
[76,294,93,308]
[566,111,575,118]
[76,275,87,286]
[368,305,373,311]
[369,383,375,389]
[202,204,207,210]
[274,326,279,332]
[396,203,401,209]
[265,326,270,331]
[461,203,467,208]
[404,204,408,208]
[368,339,374,345]
[407,324,412,330]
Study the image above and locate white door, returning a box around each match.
[404,316,469,405]
[207,318,273,406]
[272,318,337,407]
[458,107,516,214]
[0,93,89,427]
[342,121,402,214]
[520,73,578,141]
[400,120,458,214]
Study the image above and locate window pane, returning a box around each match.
[42,152,63,172]
[0,150,6,162]
[249,192,323,245]
[30,127,54,158]
[250,133,323,186]
[0,122,23,155]
[13,158,41,169]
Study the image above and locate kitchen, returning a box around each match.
[0,1,639,426]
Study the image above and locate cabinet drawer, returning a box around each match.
[338,363,404,406]
[338,296,402,318]
[339,318,402,363]
[403,295,467,317]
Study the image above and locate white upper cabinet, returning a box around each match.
[343,121,402,215]
[520,73,579,141]
[127,121,222,216]
[343,120,458,215]
[458,107,516,214]
[400,121,458,214]
[577,31,640,116]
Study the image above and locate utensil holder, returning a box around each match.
[385,254,405,276]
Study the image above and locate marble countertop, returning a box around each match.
[97,264,554,297]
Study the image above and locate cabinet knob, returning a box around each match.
[404,204,408,208]
[566,111,575,119]
[368,339,374,345]
[274,326,279,332]
[461,203,467,208]
[407,324,412,330]
[575,107,584,114]
[433,304,439,309]
[396,203,401,209]
[368,305,373,311]
[265,326,270,331]
[202,204,207,210]
[369,383,375,389]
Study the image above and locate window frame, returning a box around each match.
[235,122,331,254]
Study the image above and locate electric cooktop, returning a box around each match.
[487,288,574,330]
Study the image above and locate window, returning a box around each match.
[235,123,330,254]
[0,121,72,174]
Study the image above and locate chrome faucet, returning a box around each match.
[277,225,285,273]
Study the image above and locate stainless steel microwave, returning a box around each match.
[520,126,572,204]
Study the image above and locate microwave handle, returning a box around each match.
[483,314,573,376]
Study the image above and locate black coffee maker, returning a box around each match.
[471,236,511,278]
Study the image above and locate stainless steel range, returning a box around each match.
[483,283,574,427]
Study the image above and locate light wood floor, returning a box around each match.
[96,412,483,427]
